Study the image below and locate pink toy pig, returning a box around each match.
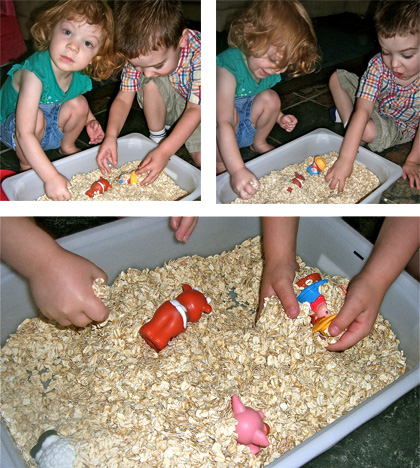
[232,395,270,454]
[140,284,212,352]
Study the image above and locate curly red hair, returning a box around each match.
[31,0,121,81]
[228,0,320,77]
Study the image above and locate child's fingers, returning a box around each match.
[140,171,158,186]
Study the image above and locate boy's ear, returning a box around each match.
[179,28,189,48]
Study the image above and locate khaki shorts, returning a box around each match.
[136,75,201,153]
[336,69,412,152]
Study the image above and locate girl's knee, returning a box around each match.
[254,89,281,113]
[35,109,47,141]
[62,95,89,116]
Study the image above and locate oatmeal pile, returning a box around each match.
[37,161,188,201]
[232,152,380,204]
[1,237,405,468]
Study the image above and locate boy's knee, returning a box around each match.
[329,71,340,91]
[190,151,201,167]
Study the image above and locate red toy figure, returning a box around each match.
[231,395,270,455]
[287,172,305,192]
[85,177,112,197]
[140,285,212,352]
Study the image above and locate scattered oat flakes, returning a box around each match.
[232,152,379,204]
[37,161,188,201]
[1,237,405,468]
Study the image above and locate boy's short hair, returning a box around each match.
[114,0,186,59]
[228,0,320,77]
[31,0,117,81]
[374,0,419,38]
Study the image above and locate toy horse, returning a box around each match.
[85,177,112,197]
[231,395,270,454]
[140,285,212,352]
[296,273,338,335]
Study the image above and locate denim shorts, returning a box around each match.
[235,95,257,148]
[0,103,64,151]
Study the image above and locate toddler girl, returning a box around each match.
[216,0,320,200]
[0,0,117,200]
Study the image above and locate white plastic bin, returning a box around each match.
[216,129,402,204]
[2,133,201,201]
[1,217,418,468]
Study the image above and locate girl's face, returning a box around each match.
[246,45,287,82]
[378,33,420,86]
[49,17,103,74]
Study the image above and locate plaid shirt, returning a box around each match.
[120,29,201,105]
[357,53,420,139]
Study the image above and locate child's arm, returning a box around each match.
[256,217,300,323]
[96,90,135,174]
[216,66,259,199]
[402,130,420,189]
[325,97,375,192]
[328,217,419,351]
[1,217,109,327]
[14,70,71,201]
[136,101,201,185]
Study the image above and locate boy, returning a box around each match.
[97,0,201,185]
[326,0,420,192]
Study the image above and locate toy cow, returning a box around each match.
[296,273,338,335]
[85,177,112,197]
[232,395,270,454]
[140,285,212,352]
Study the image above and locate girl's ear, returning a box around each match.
[179,28,189,48]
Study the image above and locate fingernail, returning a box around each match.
[329,325,340,336]
[287,306,299,318]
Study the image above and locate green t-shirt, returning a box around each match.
[216,47,282,98]
[0,50,92,123]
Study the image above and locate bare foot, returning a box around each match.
[59,145,82,156]
[250,141,275,154]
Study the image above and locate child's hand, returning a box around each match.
[97,136,118,174]
[325,158,353,192]
[170,217,198,242]
[231,167,260,199]
[86,119,105,145]
[278,113,298,132]
[256,256,300,322]
[327,272,383,351]
[402,160,420,189]
[44,173,72,201]
[136,148,169,186]
[29,248,109,327]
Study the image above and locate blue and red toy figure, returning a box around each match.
[296,273,338,335]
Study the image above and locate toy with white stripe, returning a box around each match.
[140,284,212,352]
